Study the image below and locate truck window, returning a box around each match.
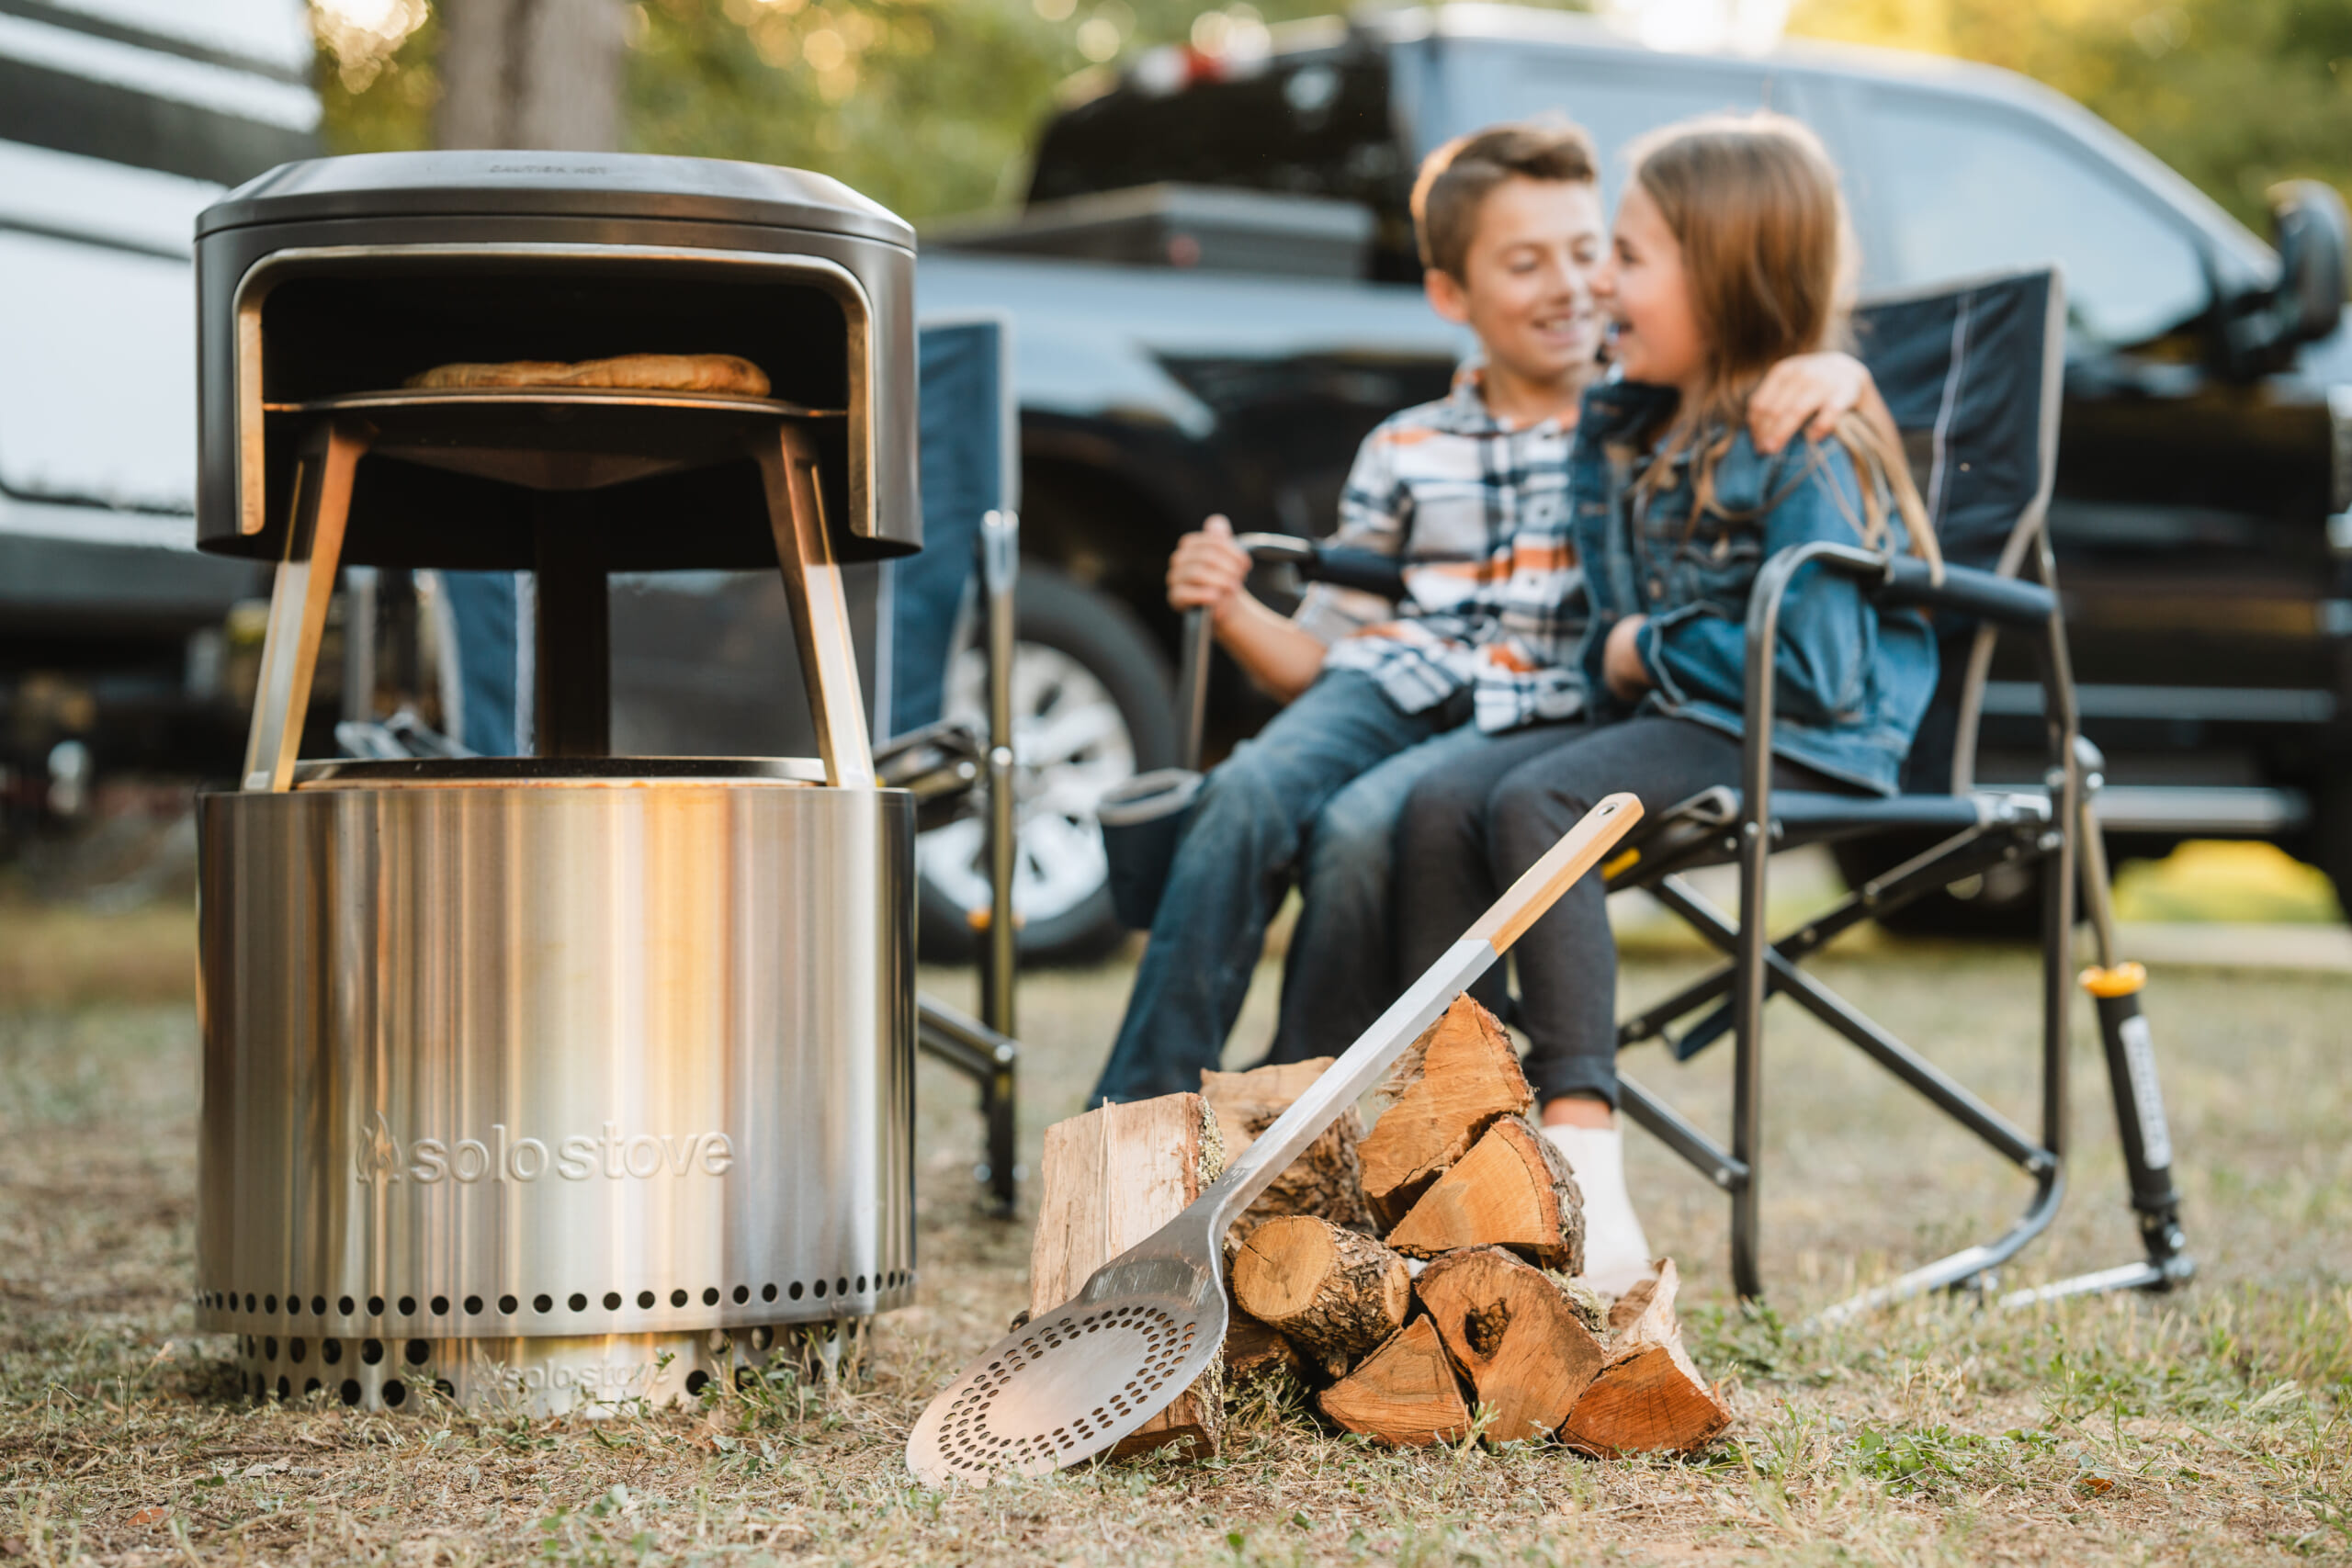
[1465,51,1861,236]
[1027,59,1414,274]
[1488,57,1787,195]
[1865,94,2209,348]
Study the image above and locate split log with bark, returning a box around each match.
[1223,1305,1308,1390]
[1355,996,1532,1227]
[1559,1259,1732,1456]
[1383,1115,1584,1272]
[1200,1058,1374,1239]
[1416,1247,1605,1445]
[1316,1316,1473,1447]
[1229,1214,1410,1379]
[1029,1094,1227,1460]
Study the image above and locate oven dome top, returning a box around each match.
[197,151,913,251]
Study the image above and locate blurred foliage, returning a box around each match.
[2111,839,2346,924]
[1789,0,2352,231]
[629,0,1077,219]
[313,0,1359,220]
[314,0,440,152]
[313,0,2352,231]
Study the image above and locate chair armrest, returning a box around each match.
[1878,557,2055,626]
[1234,532,1408,600]
[874,717,985,830]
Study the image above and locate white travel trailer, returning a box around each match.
[1,0,317,798]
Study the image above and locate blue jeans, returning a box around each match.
[440,570,527,756]
[1264,718,1507,1066]
[1396,716,1846,1106]
[1089,670,1464,1105]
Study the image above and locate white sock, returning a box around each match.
[1543,1123,1655,1297]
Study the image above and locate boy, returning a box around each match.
[1089,120,1871,1107]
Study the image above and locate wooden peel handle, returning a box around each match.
[1466,793,1643,953]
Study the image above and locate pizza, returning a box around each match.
[403,353,771,396]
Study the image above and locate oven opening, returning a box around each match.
[258,267,850,410]
[253,261,859,572]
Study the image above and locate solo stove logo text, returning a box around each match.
[354,1113,736,1185]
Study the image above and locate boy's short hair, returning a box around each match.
[1410,119,1600,279]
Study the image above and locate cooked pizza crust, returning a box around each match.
[402,353,772,396]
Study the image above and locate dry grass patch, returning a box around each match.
[0,924,2346,1564]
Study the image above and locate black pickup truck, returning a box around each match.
[908,4,2352,953]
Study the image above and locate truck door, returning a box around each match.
[1853,87,2335,829]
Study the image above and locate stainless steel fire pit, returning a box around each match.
[189,153,921,1414]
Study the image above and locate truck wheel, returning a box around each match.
[917,564,1178,965]
[1831,836,2044,941]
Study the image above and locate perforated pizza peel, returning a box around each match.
[906,792,1643,1484]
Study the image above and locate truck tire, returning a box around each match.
[916,563,1179,965]
[1831,835,2044,941]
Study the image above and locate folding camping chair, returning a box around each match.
[1225,265,2192,1315]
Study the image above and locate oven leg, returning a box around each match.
[757,424,875,788]
[532,494,609,757]
[242,417,368,792]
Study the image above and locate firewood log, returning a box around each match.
[1223,1305,1309,1390]
[1561,1258,1730,1455]
[1606,1261,1675,1343]
[1230,1214,1411,1379]
[1316,1316,1473,1447]
[1357,996,1532,1227]
[1200,1058,1374,1239]
[1382,1115,1585,1272]
[1030,1094,1227,1459]
[1416,1247,1605,1445]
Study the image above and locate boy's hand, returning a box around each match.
[1603,615,1652,700]
[1749,352,1872,455]
[1167,515,1254,621]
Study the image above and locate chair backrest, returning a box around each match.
[1851,265,2065,575]
[1849,265,2067,792]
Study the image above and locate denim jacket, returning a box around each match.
[1571,381,1938,795]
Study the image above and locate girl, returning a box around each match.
[1389,113,1939,1292]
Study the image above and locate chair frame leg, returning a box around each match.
[978,509,1020,1047]
[1996,770,2194,1308]
[911,512,1024,1217]
[1625,532,2162,1317]
[916,995,1020,1219]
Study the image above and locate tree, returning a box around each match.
[435,0,630,150]
[1789,0,2352,232]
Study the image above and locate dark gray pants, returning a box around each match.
[1395,716,1846,1106]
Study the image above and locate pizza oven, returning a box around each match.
[187,152,921,1413]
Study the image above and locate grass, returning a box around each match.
[0,886,2346,1565]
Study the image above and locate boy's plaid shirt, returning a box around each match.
[1294,370,1590,732]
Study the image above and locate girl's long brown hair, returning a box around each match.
[1626,112,1939,570]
